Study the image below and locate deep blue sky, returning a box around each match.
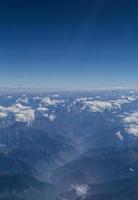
[0,0,138,89]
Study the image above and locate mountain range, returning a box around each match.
[0,90,138,199]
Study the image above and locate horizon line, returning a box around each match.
[0,86,137,93]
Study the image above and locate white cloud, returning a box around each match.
[33,96,42,101]
[0,106,7,112]
[109,95,137,109]
[129,168,135,172]
[43,113,56,121]
[69,96,137,113]
[96,96,101,99]
[123,113,138,137]
[8,103,30,113]
[110,99,130,109]
[0,103,35,123]
[72,184,89,196]
[124,113,138,124]
[126,125,138,137]
[15,109,35,123]
[82,100,113,112]
[37,106,56,121]
[129,91,135,94]
[0,100,58,123]
[51,94,59,98]
[41,97,64,106]
[0,112,8,118]
[127,96,136,101]
[16,95,29,104]
[37,107,49,112]
[7,96,12,99]
[49,114,56,121]
[68,99,113,113]
[115,131,124,141]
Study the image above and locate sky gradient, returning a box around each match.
[0,0,138,89]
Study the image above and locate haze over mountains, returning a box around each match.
[0,89,138,200]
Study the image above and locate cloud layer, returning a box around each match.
[124,113,138,137]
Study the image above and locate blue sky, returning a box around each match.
[0,0,138,89]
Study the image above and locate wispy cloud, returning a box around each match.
[124,113,138,137]
[72,184,89,196]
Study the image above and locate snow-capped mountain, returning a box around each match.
[0,90,138,200]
